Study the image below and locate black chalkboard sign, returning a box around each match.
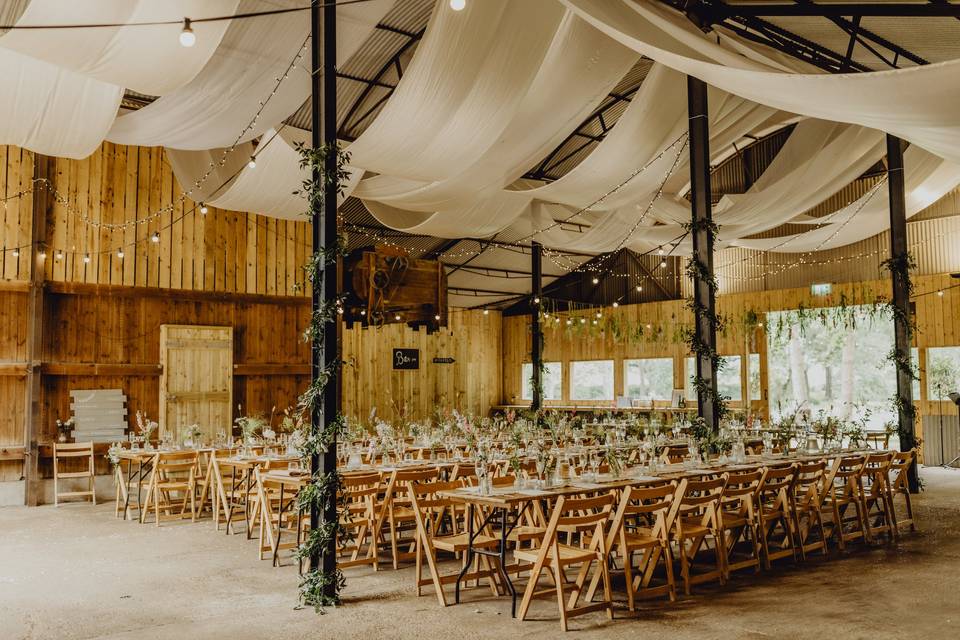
[392,348,419,370]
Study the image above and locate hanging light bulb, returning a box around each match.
[55,250,63,261]
[11,248,19,257]
[247,156,257,169]
[151,232,160,243]
[657,246,665,255]
[938,290,944,297]
[660,260,667,268]
[612,301,619,308]
[449,0,466,10]
[360,310,366,316]
[117,248,125,259]
[592,276,599,284]
[199,202,208,214]
[179,18,196,48]
[394,313,401,321]
[635,284,642,292]
[483,309,489,315]
[580,318,586,324]
[38,248,46,259]
[566,319,572,326]
[533,297,540,304]
[434,314,441,321]
[592,319,598,325]
[543,313,549,319]
[595,311,602,318]
[83,253,91,264]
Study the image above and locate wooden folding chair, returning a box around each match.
[671,475,728,594]
[889,449,917,534]
[377,467,441,569]
[755,463,799,568]
[790,459,833,559]
[339,472,381,571]
[140,451,198,525]
[409,479,501,606]
[861,452,897,542]
[602,482,681,610]
[53,442,96,506]
[719,469,763,577]
[516,493,616,632]
[822,454,870,549]
[253,468,304,566]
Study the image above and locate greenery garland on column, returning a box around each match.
[880,251,920,443]
[292,141,353,611]
[681,218,730,432]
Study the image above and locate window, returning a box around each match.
[766,305,895,427]
[521,362,562,401]
[927,346,960,400]
[624,358,673,400]
[570,360,614,401]
[912,347,921,400]
[685,356,742,403]
[748,353,762,401]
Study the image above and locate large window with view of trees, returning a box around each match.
[927,346,960,400]
[685,355,743,403]
[624,358,673,401]
[767,306,895,427]
[570,360,615,401]
[521,362,562,401]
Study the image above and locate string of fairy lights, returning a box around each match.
[0,34,310,268]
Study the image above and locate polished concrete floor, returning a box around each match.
[1,466,957,640]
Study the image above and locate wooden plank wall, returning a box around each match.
[342,309,502,424]
[1,143,311,295]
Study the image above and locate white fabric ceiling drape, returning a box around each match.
[0,0,238,95]
[172,127,362,220]
[348,0,568,181]
[352,10,639,211]
[732,147,960,253]
[0,47,122,158]
[562,0,960,165]
[108,0,394,150]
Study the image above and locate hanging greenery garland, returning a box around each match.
[880,251,920,441]
[680,217,730,425]
[292,141,354,612]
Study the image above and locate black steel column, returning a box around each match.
[310,0,339,590]
[688,76,720,432]
[886,134,919,493]
[531,242,543,413]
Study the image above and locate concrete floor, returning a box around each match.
[1,467,958,640]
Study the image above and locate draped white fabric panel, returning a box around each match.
[0,47,122,158]
[347,0,566,180]
[562,0,960,164]
[108,0,394,150]
[732,148,960,253]
[0,0,238,95]
[165,142,254,204]
[352,12,638,210]
[200,128,361,219]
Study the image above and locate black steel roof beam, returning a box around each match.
[339,27,424,139]
[720,14,872,72]
[790,0,928,68]
[524,85,642,181]
[717,2,960,17]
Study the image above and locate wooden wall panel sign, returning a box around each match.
[432,357,455,364]
[392,348,419,370]
[159,325,233,442]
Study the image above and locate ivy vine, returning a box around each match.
[293,141,353,611]
[881,251,919,444]
[682,218,729,427]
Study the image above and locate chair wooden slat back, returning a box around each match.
[53,442,96,507]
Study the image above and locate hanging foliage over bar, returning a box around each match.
[294,141,353,611]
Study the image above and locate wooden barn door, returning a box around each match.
[159,325,233,443]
